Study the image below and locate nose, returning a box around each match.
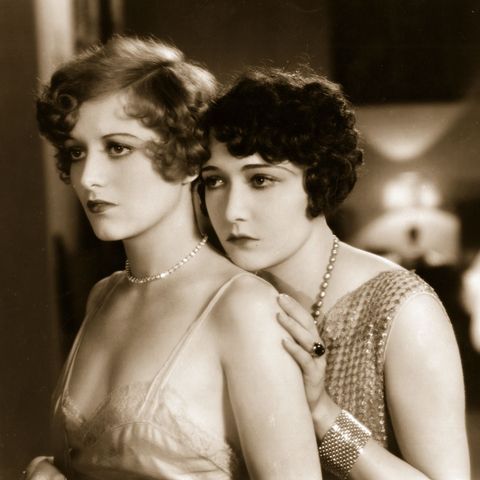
[73,150,108,190]
[224,182,249,223]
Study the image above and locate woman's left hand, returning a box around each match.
[277,294,327,410]
[21,456,65,480]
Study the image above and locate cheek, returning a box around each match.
[263,193,306,228]
[264,191,306,218]
[69,165,82,189]
[120,167,164,202]
[70,179,84,202]
[205,194,225,226]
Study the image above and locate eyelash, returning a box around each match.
[66,146,85,162]
[202,174,278,190]
[202,175,224,190]
[249,174,277,188]
[65,142,133,162]
[105,141,133,157]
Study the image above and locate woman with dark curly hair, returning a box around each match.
[23,39,323,480]
[200,68,470,479]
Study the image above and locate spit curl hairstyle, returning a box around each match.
[36,35,217,182]
[202,67,363,216]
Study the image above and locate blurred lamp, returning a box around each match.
[356,102,466,162]
[383,172,441,209]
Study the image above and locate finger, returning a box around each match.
[23,457,43,480]
[282,337,320,376]
[277,311,316,352]
[277,294,318,335]
[29,468,66,480]
[25,457,66,480]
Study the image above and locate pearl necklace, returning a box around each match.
[125,235,208,284]
[311,235,339,325]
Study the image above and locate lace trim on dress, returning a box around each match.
[60,382,243,475]
[151,386,244,475]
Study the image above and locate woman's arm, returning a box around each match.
[380,293,470,479]
[278,293,470,480]
[213,276,322,479]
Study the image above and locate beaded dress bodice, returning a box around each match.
[317,269,438,452]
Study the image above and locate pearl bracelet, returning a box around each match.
[318,410,372,479]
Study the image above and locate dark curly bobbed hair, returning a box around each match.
[201,67,363,217]
[36,35,217,183]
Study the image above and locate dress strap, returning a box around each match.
[142,272,256,406]
[56,272,124,411]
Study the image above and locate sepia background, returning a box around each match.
[1,0,480,477]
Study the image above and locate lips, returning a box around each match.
[86,199,116,214]
[226,234,259,247]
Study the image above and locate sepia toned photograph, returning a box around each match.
[1,0,479,478]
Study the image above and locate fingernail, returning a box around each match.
[277,311,288,322]
[277,293,292,304]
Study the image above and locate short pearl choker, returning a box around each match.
[311,235,339,325]
[125,235,208,284]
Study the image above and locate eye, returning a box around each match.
[202,175,225,190]
[106,142,132,157]
[66,146,86,162]
[250,174,277,188]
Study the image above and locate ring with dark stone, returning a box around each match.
[311,342,326,357]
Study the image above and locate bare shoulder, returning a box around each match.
[339,242,402,280]
[392,289,451,335]
[212,273,279,321]
[85,271,124,314]
[385,286,457,375]
[329,242,403,302]
[206,273,281,348]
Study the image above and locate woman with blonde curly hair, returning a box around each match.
[23,38,322,480]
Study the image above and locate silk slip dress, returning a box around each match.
[51,271,250,480]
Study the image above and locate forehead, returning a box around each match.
[206,139,263,164]
[206,139,302,173]
[71,92,158,140]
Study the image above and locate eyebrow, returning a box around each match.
[66,132,149,143]
[201,163,296,174]
[102,133,142,140]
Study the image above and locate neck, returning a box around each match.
[260,217,334,311]
[123,188,203,278]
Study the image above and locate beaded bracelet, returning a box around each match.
[318,410,372,479]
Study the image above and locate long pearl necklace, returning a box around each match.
[125,235,208,284]
[311,235,339,326]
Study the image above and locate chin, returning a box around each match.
[90,225,127,242]
[226,251,273,273]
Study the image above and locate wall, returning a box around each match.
[0,0,62,477]
[123,0,333,81]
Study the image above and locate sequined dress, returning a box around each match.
[317,269,439,463]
